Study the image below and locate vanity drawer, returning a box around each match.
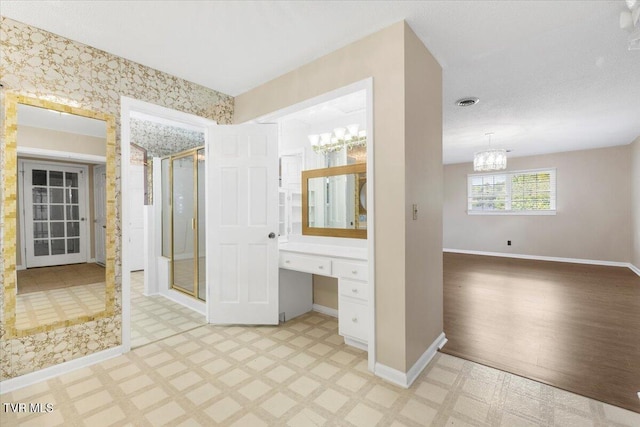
[279,252,331,275]
[332,260,368,281]
[339,279,368,302]
[339,299,368,342]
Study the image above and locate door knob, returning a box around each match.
[268,232,276,239]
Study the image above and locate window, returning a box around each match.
[467,169,556,214]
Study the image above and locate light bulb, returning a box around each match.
[333,127,346,140]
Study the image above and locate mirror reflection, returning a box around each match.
[13,102,108,332]
[302,163,367,239]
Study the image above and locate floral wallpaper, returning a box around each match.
[130,118,205,158]
[0,16,233,380]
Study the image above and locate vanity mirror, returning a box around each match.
[2,93,116,338]
[302,163,367,239]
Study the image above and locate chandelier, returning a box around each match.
[473,133,507,172]
[620,0,640,50]
[308,124,366,155]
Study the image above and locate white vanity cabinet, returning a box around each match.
[279,245,368,350]
[335,261,368,350]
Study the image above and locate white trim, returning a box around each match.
[158,288,207,316]
[374,332,447,388]
[16,264,25,271]
[312,304,338,318]
[406,333,447,387]
[443,248,631,268]
[17,146,106,164]
[629,263,640,277]
[344,336,368,351]
[0,346,123,394]
[467,210,556,216]
[121,96,216,353]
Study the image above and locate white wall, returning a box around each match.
[444,145,633,263]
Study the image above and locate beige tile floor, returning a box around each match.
[130,271,207,348]
[15,282,105,330]
[2,312,639,427]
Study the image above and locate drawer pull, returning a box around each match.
[352,288,358,294]
[318,265,324,270]
[285,260,291,264]
[352,317,358,323]
[352,270,358,274]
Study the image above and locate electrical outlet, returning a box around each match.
[507,240,512,246]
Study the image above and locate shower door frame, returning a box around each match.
[165,145,205,301]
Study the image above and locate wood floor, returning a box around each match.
[442,252,640,413]
[17,262,105,294]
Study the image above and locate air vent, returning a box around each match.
[455,97,479,107]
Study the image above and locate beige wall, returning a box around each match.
[403,26,443,369]
[444,145,633,262]
[236,21,443,372]
[18,126,106,157]
[313,275,338,310]
[632,137,640,269]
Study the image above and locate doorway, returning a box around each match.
[20,160,88,268]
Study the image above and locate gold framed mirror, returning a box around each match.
[302,163,367,239]
[2,93,116,338]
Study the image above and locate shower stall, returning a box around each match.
[161,146,206,301]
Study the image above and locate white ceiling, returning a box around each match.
[3,1,640,164]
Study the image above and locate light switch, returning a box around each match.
[412,204,418,220]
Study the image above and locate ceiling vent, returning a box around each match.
[455,97,479,107]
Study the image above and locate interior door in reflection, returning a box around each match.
[22,161,88,268]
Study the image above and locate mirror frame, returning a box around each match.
[2,93,117,338]
[302,163,367,239]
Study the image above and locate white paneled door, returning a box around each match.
[208,124,279,324]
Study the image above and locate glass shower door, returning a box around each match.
[171,154,196,296]
[197,148,206,301]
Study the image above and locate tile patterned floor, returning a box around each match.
[2,312,639,427]
[15,282,105,330]
[130,271,207,348]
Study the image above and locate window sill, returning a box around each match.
[467,210,556,216]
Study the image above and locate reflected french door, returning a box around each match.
[22,161,88,268]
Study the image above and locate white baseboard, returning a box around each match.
[312,304,338,318]
[88,258,96,264]
[344,336,368,351]
[443,248,631,268]
[16,264,25,271]
[630,263,640,277]
[374,332,447,388]
[0,346,123,395]
[159,289,206,316]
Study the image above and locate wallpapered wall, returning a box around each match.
[0,16,233,380]
[131,118,205,158]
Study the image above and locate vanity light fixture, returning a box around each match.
[308,124,366,154]
[473,132,507,172]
